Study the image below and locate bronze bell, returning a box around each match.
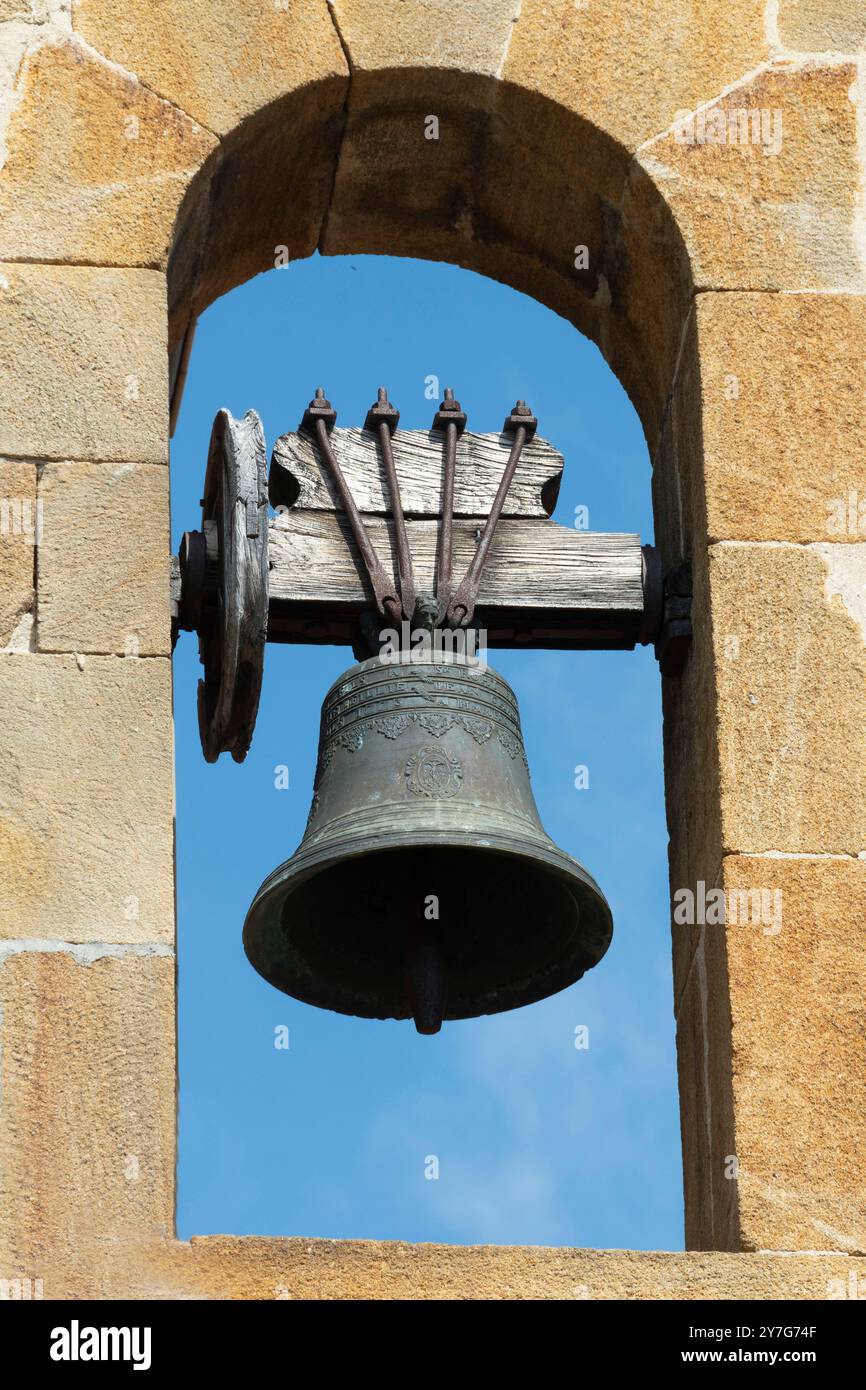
[243,650,613,1034]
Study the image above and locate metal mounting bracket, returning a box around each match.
[655,563,693,678]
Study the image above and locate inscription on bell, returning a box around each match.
[324,678,521,744]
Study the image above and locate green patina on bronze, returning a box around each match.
[243,651,612,1034]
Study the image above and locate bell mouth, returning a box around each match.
[243,835,613,1023]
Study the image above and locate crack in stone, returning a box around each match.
[68,31,220,142]
[325,1,354,77]
[318,3,354,255]
[495,0,523,81]
[636,52,861,161]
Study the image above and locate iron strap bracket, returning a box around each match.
[302,385,540,641]
[293,386,545,648]
[431,388,466,621]
[364,388,416,622]
[446,400,536,629]
[301,388,402,625]
[655,562,693,677]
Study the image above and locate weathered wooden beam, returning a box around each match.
[269,513,641,607]
[266,512,651,650]
[269,427,564,518]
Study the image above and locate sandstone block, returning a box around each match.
[0,653,174,942]
[777,1,866,52]
[695,294,866,543]
[636,63,864,293]
[0,264,168,463]
[710,541,866,854]
[722,854,866,1253]
[330,0,519,76]
[74,0,348,136]
[142,1236,865,1300]
[504,0,767,152]
[37,462,170,656]
[0,37,216,267]
[0,948,175,1294]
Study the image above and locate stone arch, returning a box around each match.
[162,44,720,1253]
[168,69,693,457]
[0,2,863,1297]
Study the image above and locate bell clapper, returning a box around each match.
[409,901,447,1036]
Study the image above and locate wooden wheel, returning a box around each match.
[197,408,269,763]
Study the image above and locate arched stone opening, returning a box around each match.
[168,67,720,1247]
[169,71,694,459]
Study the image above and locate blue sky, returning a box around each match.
[171,253,682,1249]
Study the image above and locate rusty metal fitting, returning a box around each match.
[433,387,467,435]
[301,386,337,435]
[365,386,400,435]
[503,399,537,439]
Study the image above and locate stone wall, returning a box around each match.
[0,0,863,1298]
